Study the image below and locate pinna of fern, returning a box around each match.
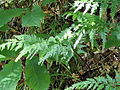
[0,35,47,61]
[0,33,74,65]
[65,71,120,90]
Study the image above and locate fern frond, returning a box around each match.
[39,43,73,65]
[74,0,99,15]
[0,34,74,64]
[14,35,48,62]
[65,72,120,90]
[0,35,48,62]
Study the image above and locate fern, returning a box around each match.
[64,0,120,49]
[65,72,120,90]
[0,35,47,62]
[0,33,74,64]
[64,11,106,49]
[73,0,99,15]
[73,0,120,18]
[39,44,73,64]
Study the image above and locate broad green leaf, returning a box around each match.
[105,25,120,48]
[42,0,56,6]
[0,61,22,90]
[105,32,120,48]
[0,24,9,32]
[0,8,23,27]
[0,9,4,12]
[22,5,45,27]
[25,56,50,90]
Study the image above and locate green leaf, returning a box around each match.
[92,83,99,90]
[106,74,113,82]
[0,9,4,12]
[22,5,45,27]
[34,33,50,39]
[116,87,120,90]
[0,61,22,90]
[42,0,56,6]
[97,84,104,90]
[105,33,120,48]
[87,83,94,90]
[89,29,96,49]
[0,24,9,32]
[100,29,107,49]
[0,8,23,27]
[25,56,50,90]
[0,54,6,61]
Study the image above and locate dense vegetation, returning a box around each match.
[0,0,120,90]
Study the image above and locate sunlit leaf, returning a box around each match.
[0,24,9,32]
[0,61,22,90]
